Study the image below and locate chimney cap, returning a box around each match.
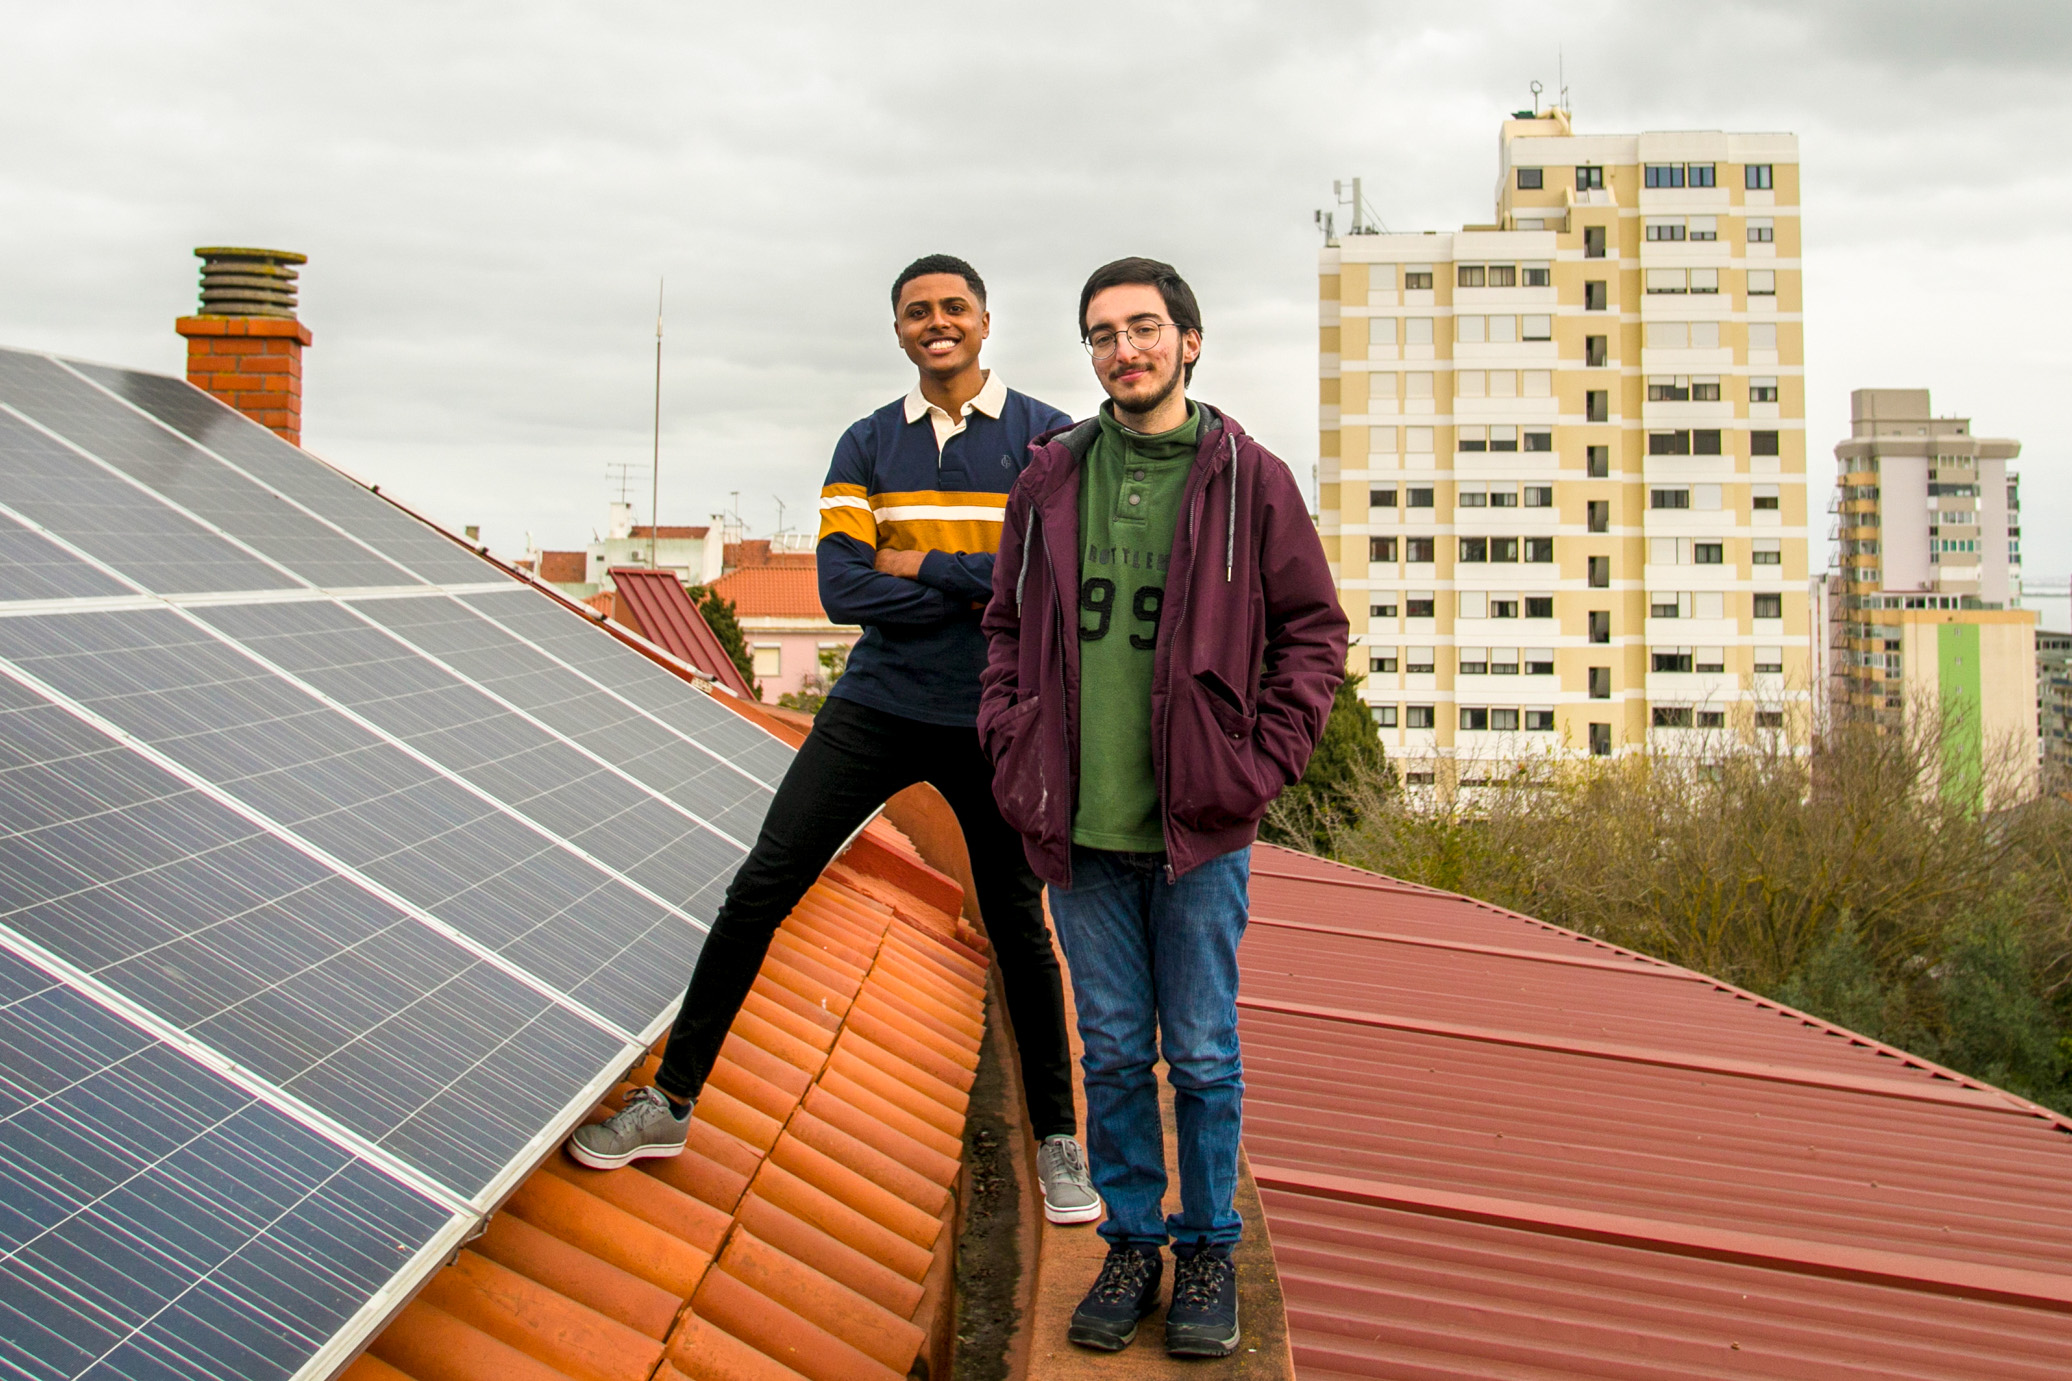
[192,246,306,318]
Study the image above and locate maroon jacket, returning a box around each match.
[978,405,1349,886]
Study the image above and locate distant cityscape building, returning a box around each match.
[2039,632,2071,783]
[1829,388,2037,801]
[1317,110,1808,781]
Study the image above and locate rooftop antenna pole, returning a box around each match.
[651,277,664,570]
[1559,47,1569,115]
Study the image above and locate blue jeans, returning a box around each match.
[1047,845,1250,1249]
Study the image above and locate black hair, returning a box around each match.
[1078,257,1203,382]
[891,254,986,310]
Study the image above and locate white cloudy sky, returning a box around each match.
[4,2,2068,624]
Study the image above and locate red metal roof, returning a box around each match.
[1240,844,2072,1378]
[607,567,756,698]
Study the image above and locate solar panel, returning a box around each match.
[0,347,791,1378]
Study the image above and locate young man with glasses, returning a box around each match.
[979,258,1347,1355]
[571,254,1102,1229]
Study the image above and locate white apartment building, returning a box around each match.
[1318,110,1809,782]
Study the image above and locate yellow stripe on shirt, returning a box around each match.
[817,484,876,545]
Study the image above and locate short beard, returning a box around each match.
[1107,359,1183,424]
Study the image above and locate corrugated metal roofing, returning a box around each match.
[347,816,989,1381]
[1239,845,2072,1378]
[608,567,757,698]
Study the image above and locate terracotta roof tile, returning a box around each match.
[709,567,828,620]
[538,550,588,583]
[358,810,986,1381]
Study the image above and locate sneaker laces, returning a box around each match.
[614,1086,672,1125]
[1042,1138,1087,1178]
[1090,1249,1154,1304]
[1171,1250,1232,1310]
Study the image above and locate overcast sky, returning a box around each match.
[4,2,2067,625]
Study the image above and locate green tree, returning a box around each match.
[684,583,756,692]
[1264,673,1391,852]
[778,644,849,715]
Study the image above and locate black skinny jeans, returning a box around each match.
[655,695,1077,1140]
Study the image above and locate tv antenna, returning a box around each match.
[650,277,664,570]
[772,495,787,535]
[1331,178,1388,236]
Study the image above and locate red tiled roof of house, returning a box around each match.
[607,568,756,698]
[724,540,816,572]
[630,525,710,540]
[538,550,588,583]
[711,567,828,620]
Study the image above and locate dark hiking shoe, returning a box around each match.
[567,1086,691,1169]
[1067,1244,1163,1351]
[1165,1244,1239,1357]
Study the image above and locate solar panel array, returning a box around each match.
[0,347,790,1380]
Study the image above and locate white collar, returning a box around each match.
[903,370,1007,425]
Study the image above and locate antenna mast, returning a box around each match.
[650,278,664,570]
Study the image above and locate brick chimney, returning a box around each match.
[174,247,313,446]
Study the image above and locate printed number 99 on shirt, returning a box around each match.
[1080,578,1163,650]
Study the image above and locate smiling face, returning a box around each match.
[894,273,989,380]
[1084,282,1200,422]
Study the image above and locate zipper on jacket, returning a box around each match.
[1015,507,1037,614]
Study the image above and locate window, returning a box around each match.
[1747,268,1776,296]
[1459,645,1489,673]
[1491,537,1520,563]
[1586,335,1608,367]
[1750,378,1779,403]
[1408,426,1434,453]
[1689,268,1719,295]
[1577,166,1604,191]
[1589,721,1612,755]
[1589,667,1611,699]
[1524,485,1553,508]
[1524,263,1551,287]
[1525,709,1556,731]
[1405,269,1434,290]
[1458,486,1487,508]
[1652,706,1695,728]
[1688,215,1718,242]
[1371,705,1398,727]
[1406,595,1435,619]
[1753,484,1781,511]
[1645,219,1685,242]
[1406,705,1436,729]
[1405,317,1434,345]
[1489,425,1518,453]
[1407,372,1434,398]
[1649,377,1689,402]
[1370,485,1398,508]
[1647,268,1688,294]
[1693,430,1722,456]
[1747,217,1774,243]
[1369,317,1397,347]
[1646,322,1688,349]
[1651,487,1691,509]
[1585,280,1608,310]
[1588,556,1610,588]
[1407,487,1434,508]
[1695,647,1725,674]
[1522,428,1553,453]
[1526,647,1554,672]
[1755,710,1785,729]
[1754,648,1783,674]
[1488,265,1517,287]
[1650,432,1692,458]
[1460,707,1490,731]
[1751,430,1780,456]
[1370,425,1397,454]
[1583,227,1607,262]
[1489,485,1519,508]
[1746,164,1773,190]
[1522,313,1552,340]
[1517,167,1543,189]
[1526,598,1554,621]
[1586,500,1609,533]
[1524,537,1554,563]
[1369,599,1397,617]
[1687,164,1716,188]
[1405,537,1435,565]
[752,644,782,677]
[1458,265,1486,288]
[1653,649,1694,673]
[1491,708,1521,731]
[1645,164,1685,189]
[1692,378,1721,401]
[1490,599,1519,620]
[1406,647,1435,673]
[1369,536,1397,562]
[1587,445,1610,478]
[1651,593,1683,618]
[1457,315,1485,344]
[1753,593,1783,619]
[1749,322,1778,352]
[1459,537,1488,562]
[1752,539,1781,565]
[1694,541,1723,565]
[1457,426,1486,453]
[1369,651,1398,673]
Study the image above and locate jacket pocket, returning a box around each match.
[986,695,1054,838]
[1166,672,1276,830]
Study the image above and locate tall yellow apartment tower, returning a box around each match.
[1318,110,1807,782]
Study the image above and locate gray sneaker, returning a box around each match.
[567,1086,691,1169]
[1038,1135,1103,1224]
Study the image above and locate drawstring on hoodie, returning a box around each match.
[1015,507,1036,614]
[1225,433,1237,582]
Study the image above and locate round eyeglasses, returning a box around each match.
[1083,319,1174,359]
